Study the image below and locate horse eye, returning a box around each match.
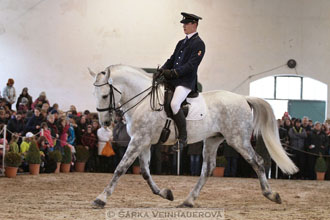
[101,71,106,75]
[102,95,108,99]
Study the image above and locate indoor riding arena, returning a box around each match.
[1,1,329,220]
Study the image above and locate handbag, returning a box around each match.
[101,141,115,157]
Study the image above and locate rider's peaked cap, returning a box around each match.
[180,12,202,24]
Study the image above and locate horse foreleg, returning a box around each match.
[139,147,174,201]
[179,136,223,208]
[92,137,147,209]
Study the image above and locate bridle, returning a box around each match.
[93,77,152,116]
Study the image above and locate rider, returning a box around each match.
[160,12,205,150]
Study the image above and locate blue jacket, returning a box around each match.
[162,33,205,91]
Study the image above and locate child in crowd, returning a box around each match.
[20,132,34,172]
[41,122,54,150]
[9,134,19,153]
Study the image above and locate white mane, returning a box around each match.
[109,64,153,82]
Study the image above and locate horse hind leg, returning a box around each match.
[139,146,174,201]
[229,137,282,204]
[178,136,224,208]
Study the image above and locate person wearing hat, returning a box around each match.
[2,78,16,110]
[160,12,205,150]
[16,87,33,111]
[31,91,50,110]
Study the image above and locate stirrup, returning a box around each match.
[172,139,187,151]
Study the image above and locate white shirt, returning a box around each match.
[187,32,197,39]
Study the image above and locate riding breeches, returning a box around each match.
[170,86,191,115]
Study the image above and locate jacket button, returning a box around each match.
[178,57,181,59]
[176,63,178,65]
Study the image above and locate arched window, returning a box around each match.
[250,75,328,122]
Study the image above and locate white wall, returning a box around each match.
[0,0,329,118]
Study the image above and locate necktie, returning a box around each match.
[183,36,188,44]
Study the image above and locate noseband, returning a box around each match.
[94,79,152,116]
[93,80,122,114]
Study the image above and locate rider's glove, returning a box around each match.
[162,69,178,79]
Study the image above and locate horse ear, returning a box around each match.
[88,67,96,77]
[105,67,110,78]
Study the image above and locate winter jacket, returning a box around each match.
[2,86,16,104]
[288,127,307,150]
[307,130,329,155]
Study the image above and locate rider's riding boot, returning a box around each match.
[172,108,187,151]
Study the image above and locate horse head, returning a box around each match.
[89,66,121,126]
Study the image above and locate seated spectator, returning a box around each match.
[41,103,50,113]
[50,109,59,123]
[76,115,87,145]
[31,91,49,110]
[91,119,100,136]
[40,109,48,120]
[82,125,98,172]
[17,97,29,113]
[37,136,49,154]
[41,122,54,149]
[48,103,59,114]
[67,115,76,146]
[288,118,307,179]
[7,111,25,142]
[306,122,329,180]
[0,98,10,113]
[69,105,78,116]
[25,107,44,134]
[83,110,92,124]
[0,109,8,126]
[16,87,33,111]
[9,134,20,153]
[2,78,16,110]
[57,117,70,147]
[20,132,34,155]
[47,113,59,140]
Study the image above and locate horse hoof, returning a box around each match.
[177,202,194,208]
[160,188,174,201]
[92,199,106,209]
[165,189,174,201]
[274,192,282,204]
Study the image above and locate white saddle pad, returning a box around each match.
[160,94,207,121]
[185,94,207,120]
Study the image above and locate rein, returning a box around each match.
[94,70,165,116]
[94,81,153,116]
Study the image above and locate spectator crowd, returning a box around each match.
[0,78,329,180]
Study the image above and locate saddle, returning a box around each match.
[157,85,206,145]
[163,86,199,119]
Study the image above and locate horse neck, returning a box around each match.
[112,67,151,119]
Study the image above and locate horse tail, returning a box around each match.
[246,96,298,175]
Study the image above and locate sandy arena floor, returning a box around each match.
[0,173,329,220]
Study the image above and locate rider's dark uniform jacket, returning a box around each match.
[162,33,205,92]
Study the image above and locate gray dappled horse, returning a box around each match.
[89,65,298,208]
